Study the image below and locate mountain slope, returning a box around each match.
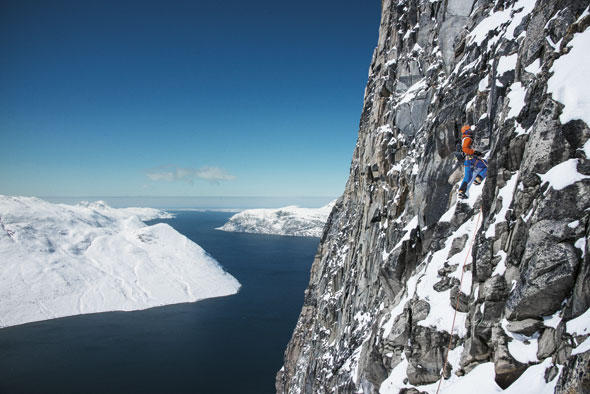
[0,196,240,328]
[278,1,590,393]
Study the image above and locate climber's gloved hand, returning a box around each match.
[473,150,483,157]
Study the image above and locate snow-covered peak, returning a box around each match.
[0,196,240,328]
[216,200,336,237]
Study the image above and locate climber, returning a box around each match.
[458,125,487,199]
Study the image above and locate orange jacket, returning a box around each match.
[462,136,475,155]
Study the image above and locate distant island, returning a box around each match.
[216,201,336,237]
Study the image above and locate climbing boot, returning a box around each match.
[458,181,468,199]
[473,175,483,185]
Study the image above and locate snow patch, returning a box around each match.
[439,203,457,223]
[543,311,561,329]
[497,53,518,74]
[468,7,512,45]
[491,251,507,276]
[547,28,590,125]
[506,82,526,119]
[567,307,590,336]
[538,159,590,191]
[502,319,539,364]
[568,220,580,228]
[478,76,489,91]
[396,79,429,107]
[572,336,590,355]
[416,358,559,394]
[525,58,542,74]
[503,359,561,394]
[467,0,536,47]
[575,237,587,259]
[379,355,409,394]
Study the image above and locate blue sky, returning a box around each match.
[1,0,381,200]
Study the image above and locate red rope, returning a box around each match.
[435,208,482,394]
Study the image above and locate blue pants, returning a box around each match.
[460,157,487,194]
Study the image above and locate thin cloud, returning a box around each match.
[146,165,236,184]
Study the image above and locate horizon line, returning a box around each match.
[35,195,340,199]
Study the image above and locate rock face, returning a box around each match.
[278,0,590,393]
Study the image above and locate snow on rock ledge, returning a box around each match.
[216,201,335,237]
[0,196,240,328]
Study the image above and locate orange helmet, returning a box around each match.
[461,125,472,136]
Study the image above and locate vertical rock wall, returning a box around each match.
[278,0,590,393]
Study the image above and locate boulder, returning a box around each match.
[506,318,544,336]
[505,237,580,319]
[537,328,558,360]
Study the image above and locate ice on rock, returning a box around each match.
[0,196,240,328]
[216,201,335,237]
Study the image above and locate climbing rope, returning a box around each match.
[435,208,483,394]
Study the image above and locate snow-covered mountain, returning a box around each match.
[0,196,240,328]
[216,201,335,237]
[278,1,590,393]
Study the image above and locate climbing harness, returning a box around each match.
[454,138,466,163]
[435,208,483,394]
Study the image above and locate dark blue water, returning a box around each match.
[0,212,318,394]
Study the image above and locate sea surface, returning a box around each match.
[0,211,318,394]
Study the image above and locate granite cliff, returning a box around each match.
[278,0,590,393]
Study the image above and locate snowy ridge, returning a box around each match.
[216,201,336,237]
[76,200,174,221]
[0,196,240,328]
